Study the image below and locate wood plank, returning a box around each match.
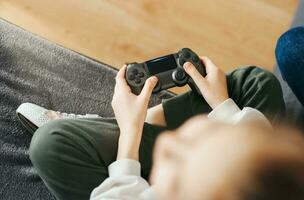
[0,0,298,94]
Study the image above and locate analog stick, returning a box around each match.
[175,70,185,80]
[172,69,187,86]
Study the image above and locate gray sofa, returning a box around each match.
[0,18,173,199]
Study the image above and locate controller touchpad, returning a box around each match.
[146,54,177,75]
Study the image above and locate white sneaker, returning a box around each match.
[16,103,100,133]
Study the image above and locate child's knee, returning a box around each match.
[276,26,304,55]
[239,66,282,94]
[275,26,304,79]
[254,67,281,93]
[29,119,71,168]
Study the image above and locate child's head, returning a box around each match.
[150,116,304,200]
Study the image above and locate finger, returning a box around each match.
[116,65,128,83]
[139,76,158,101]
[199,56,217,74]
[115,65,130,87]
[114,81,132,94]
[183,62,206,85]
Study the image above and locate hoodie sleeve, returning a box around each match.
[208,98,271,127]
[90,159,152,200]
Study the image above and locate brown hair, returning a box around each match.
[242,126,304,200]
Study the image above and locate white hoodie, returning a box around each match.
[90,99,270,200]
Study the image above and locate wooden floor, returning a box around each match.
[0,0,298,93]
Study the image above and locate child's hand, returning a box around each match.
[112,65,158,159]
[183,57,229,109]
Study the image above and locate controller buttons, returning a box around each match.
[193,55,199,63]
[132,69,139,75]
[129,69,145,84]
[135,77,141,84]
[128,74,135,81]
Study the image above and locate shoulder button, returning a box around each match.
[179,58,186,66]
[182,50,191,59]
[192,55,199,63]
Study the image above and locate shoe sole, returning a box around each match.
[16,113,38,134]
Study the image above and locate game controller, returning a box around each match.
[125,48,206,95]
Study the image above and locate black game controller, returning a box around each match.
[125,48,206,95]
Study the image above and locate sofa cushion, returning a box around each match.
[0,18,173,199]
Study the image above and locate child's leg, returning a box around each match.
[29,67,285,200]
[275,26,304,105]
[161,66,285,129]
[29,118,165,200]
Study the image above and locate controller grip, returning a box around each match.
[131,86,143,95]
[188,60,206,95]
[125,63,146,95]
[188,78,202,95]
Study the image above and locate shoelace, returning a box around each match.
[56,111,99,118]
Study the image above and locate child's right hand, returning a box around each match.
[183,56,229,109]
